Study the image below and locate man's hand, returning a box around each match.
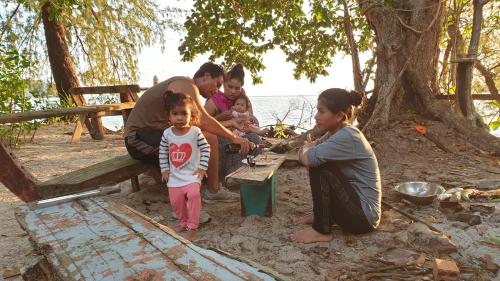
[250,114,259,125]
[161,171,170,183]
[232,136,251,155]
[231,117,250,131]
[216,110,233,121]
[193,169,207,180]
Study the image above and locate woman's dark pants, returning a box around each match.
[309,163,374,235]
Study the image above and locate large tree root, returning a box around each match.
[425,99,500,155]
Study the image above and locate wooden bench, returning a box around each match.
[36,154,151,200]
[225,155,286,217]
[0,102,135,143]
[68,85,143,140]
[0,84,143,142]
[0,140,151,201]
[16,197,286,281]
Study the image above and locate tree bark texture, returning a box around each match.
[41,1,82,105]
[357,0,500,154]
[342,0,363,93]
[475,61,499,96]
[455,0,488,128]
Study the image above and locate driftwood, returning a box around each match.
[270,126,321,153]
[472,189,500,199]
[381,200,441,233]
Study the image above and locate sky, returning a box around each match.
[136,1,371,97]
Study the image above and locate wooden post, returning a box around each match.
[69,90,95,139]
[131,176,140,192]
[119,89,137,125]
[71,114,87,143]
[0,142,40,202]
[90,112,105,140]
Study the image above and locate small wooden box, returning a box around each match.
[432,258,460,281]
[240,173,277,217]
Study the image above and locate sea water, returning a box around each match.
[22,95,500,137]
[102,95,319,132]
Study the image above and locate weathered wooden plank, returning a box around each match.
[0,107,94,124]
[36,155,151,199]
[92,102,136,111]
[0,142,41,202]
[0,103,135,124]
[19,200,193,280]
[68,85,141,95]
[225,156,286,186]
[92,198,277,281]
[91,199,250,280]
[16,198,280,280]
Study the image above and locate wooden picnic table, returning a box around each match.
[226,154,286,217]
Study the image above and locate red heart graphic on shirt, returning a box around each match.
[170,143,192,168]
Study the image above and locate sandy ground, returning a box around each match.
[1,122,499,280]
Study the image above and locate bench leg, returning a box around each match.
[130,175,140,192]
[240,173,277,217]
[70,114,86,143]
[90,112,105,140]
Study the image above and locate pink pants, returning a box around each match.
[168,182,201,230]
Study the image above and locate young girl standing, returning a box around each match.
[159,92,210,241]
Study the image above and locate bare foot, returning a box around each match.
[290,227,333,244]
[173,225,186,233]
[186,229,197,241]
[291,214,314,225]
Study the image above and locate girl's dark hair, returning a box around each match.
[226,63,245,85]
[234,95,250,109]
[193,62,225,79]
[318,88,365,120]
[164,91,200,125]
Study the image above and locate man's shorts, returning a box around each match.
[124,127,164,166]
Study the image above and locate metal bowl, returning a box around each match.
[394,181,445,205]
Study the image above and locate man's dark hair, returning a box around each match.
[193,62,224,79]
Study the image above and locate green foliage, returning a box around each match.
[0,45,42,146]
[486,101,500,131]
[273,123,290,139]
[1,1,184,85]
[180,0,373,83]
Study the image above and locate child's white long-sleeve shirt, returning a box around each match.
[159,126,210,187]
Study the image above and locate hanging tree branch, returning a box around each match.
[0,3,21,41]
[474,60,499,96]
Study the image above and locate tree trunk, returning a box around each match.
[357,0,500,154]
[41,1,82,105]
[455,0,488,128]
[475,61,499,96]
[342,0,363,93]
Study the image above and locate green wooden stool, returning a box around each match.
[239,173,277,217]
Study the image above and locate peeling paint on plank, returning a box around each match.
[17,198,278,281]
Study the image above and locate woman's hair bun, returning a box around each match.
[227,63,245,85]
[230,64,244,77]
[349,90,364,106]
